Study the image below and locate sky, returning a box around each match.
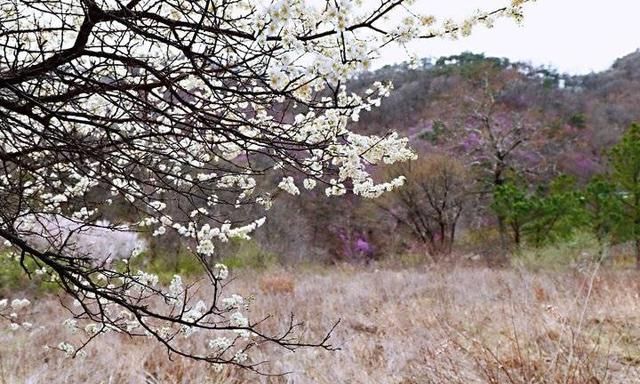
[374,0,640,75]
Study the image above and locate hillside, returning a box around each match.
[242,50,640,264]
[352,50,640,178]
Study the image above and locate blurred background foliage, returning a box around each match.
[6,51,640,289]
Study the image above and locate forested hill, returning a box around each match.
[351,50,640,180]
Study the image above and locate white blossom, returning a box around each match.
[213,264,229,280]
[278,176,300,195]
[10,298,30,310]
[208,337,232,352]
[57,342,75,357]
[221,294,245,310]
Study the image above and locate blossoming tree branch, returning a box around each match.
[0,0,532,372]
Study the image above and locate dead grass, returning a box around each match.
[2,265,640,383]
[259,271,296,295]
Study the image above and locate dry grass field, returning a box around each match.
[3,265,640,383]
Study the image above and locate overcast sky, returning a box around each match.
[375,0,640,75]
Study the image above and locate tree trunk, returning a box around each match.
[636,239,640,270]
[513,224,521,250]
[448,225,456,255]
[497,214,509,262]
[494,168,508,263]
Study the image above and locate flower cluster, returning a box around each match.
[0,297,33,331]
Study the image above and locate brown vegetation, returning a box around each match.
[2,265,640,383]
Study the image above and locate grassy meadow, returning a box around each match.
[2,259,640,383]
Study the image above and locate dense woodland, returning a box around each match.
[188,50,640,268]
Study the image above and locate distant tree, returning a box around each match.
[581,176,625,259]
[456,67,545,256]
[378,154,470,257]
[491,181,532,250]
[568,113,587,129]
[523,175,584,248]
[434,52,510,75]
[609,123,640,268]
[492,176,583,250]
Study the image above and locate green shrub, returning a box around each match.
[492,175,585,249]
[0,250,60,295]
[219,239,279,270]
[127,248,203,285]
